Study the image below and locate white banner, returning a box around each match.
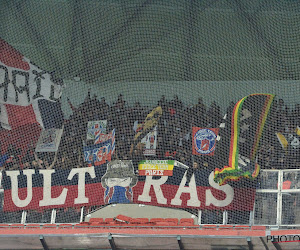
[141,126,157,156]
[35,128,64,152]
[86,120,107,140]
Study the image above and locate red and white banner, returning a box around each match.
[0,38,64,130]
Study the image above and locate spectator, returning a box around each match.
[185,161,199,186]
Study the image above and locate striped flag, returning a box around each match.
[94,128,115,156]
[84,139,112,166]
[0,38,64,155]
[0,38,64,130]
[214,94,275,185]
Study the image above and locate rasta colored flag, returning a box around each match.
[214,94,275,185]
[138,160,175,176]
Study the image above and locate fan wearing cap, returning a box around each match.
[101,160,138,204]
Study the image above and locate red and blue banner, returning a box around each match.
[2,161,256,212]
[94,128,115,155]
[83,139,112,166]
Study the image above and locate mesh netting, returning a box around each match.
[0,0,299,226]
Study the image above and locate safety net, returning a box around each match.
[0,0,299,227]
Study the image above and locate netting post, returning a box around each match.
[251,188,258,226]
[277,171,283,226]
[223,210,228,225]
[21,211,27,224]
[80,206,84,223]
[249,210,254,226]
[50,209,56,224]
[197,210,202,225]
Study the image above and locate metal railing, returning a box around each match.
[254,169,300,227]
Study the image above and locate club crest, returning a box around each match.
[194,128,217,154]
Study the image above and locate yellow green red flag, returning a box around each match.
[214,94,275,185]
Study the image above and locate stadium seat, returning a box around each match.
[130,218,143,224]
[42,224,57,229]
[74,223,90,229]
[25,224,41,229]
[89,218,104,224]
[79,222,89,225]
[114,214,133,223]
[202,225,217,230]
[88,222,108,229]
[150,218,165,224]
[130,218,149,223]
[179,224,199,230]
[179,218,194,225]
[0,224,10,228]
[108,221,121,226]
[165,218,179,225]
[251,226,266,230]
[178,222,194,227]
[104,218,114,223]
[234,225,250,230]
[136,218,149,223]
[218,225,234,230]
[133,223,151,229]
[154,221,173,229]
[10,224,24,229]
[58,224,73,229]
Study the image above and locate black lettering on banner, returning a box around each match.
[266,236,272,242]
[280,235,287,242]
[49,85,59,101]
[0,65,9,102]
[293,235,300,241]
[12,70,30,103]
[32,70,46,99]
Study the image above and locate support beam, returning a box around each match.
[177,236,184,250]
[39,235,49,250]
[247,237,253,250]
[108,233,117,250]
[272,241,283,250]
[259,237,270,250]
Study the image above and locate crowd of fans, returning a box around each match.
[0,91,299,224]
[0,90,299,172]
